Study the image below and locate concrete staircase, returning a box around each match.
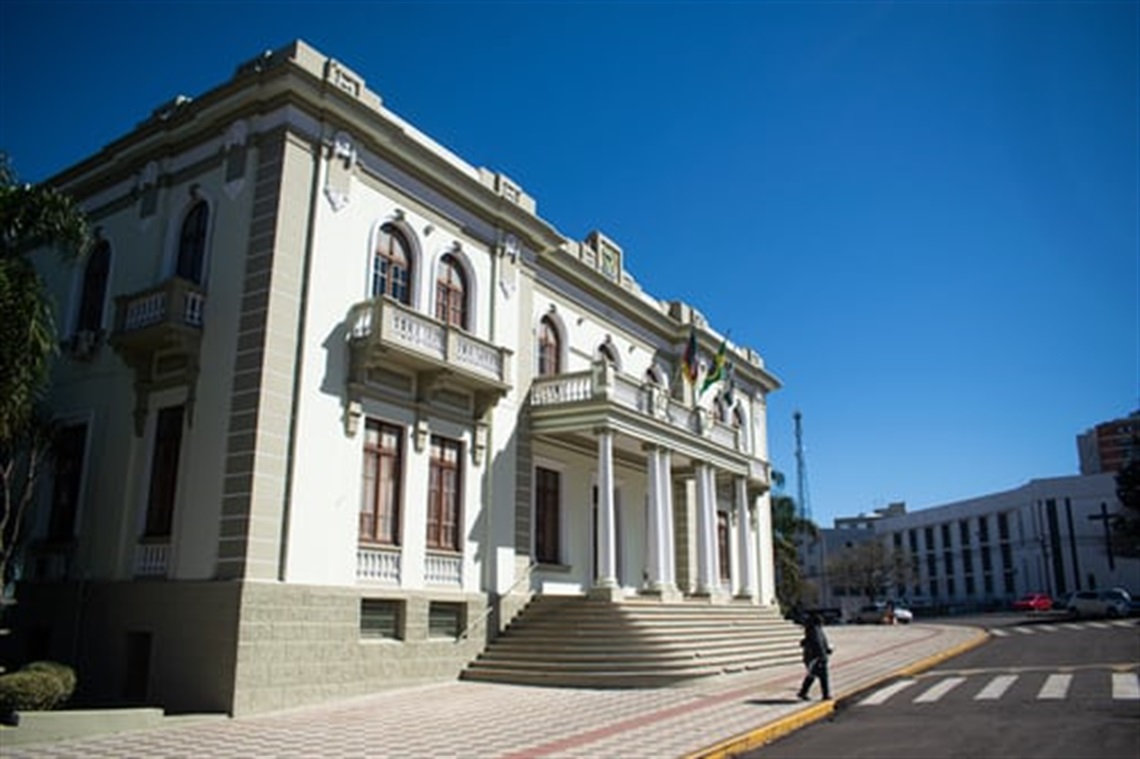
[461,595,803,688]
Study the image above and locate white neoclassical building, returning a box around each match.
[8,41,790,715]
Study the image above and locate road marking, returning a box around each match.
[857,679,917,706]
[974,674,1018,700]
[1013,627,1035,635]
[1037,674,1072,699]
[914,677,966,703]
[1112,673,1140,700]
[1037,625,1058,632]
[1087,622,1111,629]
[990,629,1010,637]
[1061,623,1083,631]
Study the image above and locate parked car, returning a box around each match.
[1012,593,1053,612]
[1067,589,1132,619]
[852,602,913,625]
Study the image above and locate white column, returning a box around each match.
[755,490,776,606]
[695,462,718,594]
[735,477,756,599]
[594,427,617,589]
[644,444,665,590]
[661,448,677,589]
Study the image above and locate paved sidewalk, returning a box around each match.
[0,623,986,759]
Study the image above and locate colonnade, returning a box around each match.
[591,426,775,604]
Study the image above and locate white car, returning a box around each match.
[852,602,913,624]
[1067,589,1131,619]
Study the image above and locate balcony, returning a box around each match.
[347,298,511,415]
[109,277,205,434]
[529,361,769,487]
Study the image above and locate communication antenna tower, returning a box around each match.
[794,410,811,524]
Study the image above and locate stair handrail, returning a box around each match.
[458,560,537,642]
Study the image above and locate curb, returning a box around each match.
[685,627,991,759]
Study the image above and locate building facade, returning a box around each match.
[1077,411,1139,475]
[6,41,782,715]
[817,474,1138,615]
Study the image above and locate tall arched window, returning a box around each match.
[176,200,209,285]
[77,241,110,332]
[538,316,561,377]
[435,254,468,329]
[372,224,412,304]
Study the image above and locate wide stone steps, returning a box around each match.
[461,595,803,688]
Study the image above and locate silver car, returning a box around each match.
[1067,588,1131,619]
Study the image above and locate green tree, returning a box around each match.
[1112,456,1140,558]
[769,470,819,611]
[0,154,89,592]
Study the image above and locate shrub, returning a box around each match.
[23,661,77,703]
[0,670,65,713]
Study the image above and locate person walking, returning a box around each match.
[797,612,833,701]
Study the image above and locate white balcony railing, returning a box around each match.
[117,277,205,333]
[357,546,401,583]
[134,541,170,577]
[425,552,463,587]
[349,299,507,384]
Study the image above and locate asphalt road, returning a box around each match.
[744,615,1140,759]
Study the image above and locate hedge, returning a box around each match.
[0,660,77,713]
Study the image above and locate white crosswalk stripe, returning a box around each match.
[1087,622,1111,629]
[1013,627,1035,635]
[1112,673,1140,700]
[1037,625,1058,632]
[914,677,966,703]
[990,629,1010,637]
[857,679,917,706]
[1037,673,1072,699]
[974,674,1018,700]
[1061,623,1083,630]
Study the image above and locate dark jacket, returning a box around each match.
[800,619,831,663]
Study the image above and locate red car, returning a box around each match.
[1012,593,1053,612]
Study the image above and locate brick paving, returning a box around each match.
[0,623,984,759]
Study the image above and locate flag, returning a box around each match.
[700,338,728,395]
[681,327,699,385]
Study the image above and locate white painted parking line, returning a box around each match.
[857,679,917,706]
[914,677,966,703]
[1112,673,1140,700]
[975,674,1018,700]
[1037,674,1072,700]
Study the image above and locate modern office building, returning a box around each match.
[819,474,1138,614]
[1077,411,1139,475]
[5,41,791,715]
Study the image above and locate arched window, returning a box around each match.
[538,316,561,377]
[372,224,413,304]
[77,240,110,332]
[435,254,468,329]
[176,200,209,285]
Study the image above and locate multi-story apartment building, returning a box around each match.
[1078,411,1139,474]
[820,474,1138,613]
[6,41,786,715]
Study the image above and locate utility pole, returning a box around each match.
[794,410,810,524]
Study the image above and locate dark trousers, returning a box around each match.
[799,656,830,698]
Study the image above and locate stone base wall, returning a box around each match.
[1,580,242,714]
[230,583,488,716]
[2,580,492,717]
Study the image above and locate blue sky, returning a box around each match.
[1,1,1136,527]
